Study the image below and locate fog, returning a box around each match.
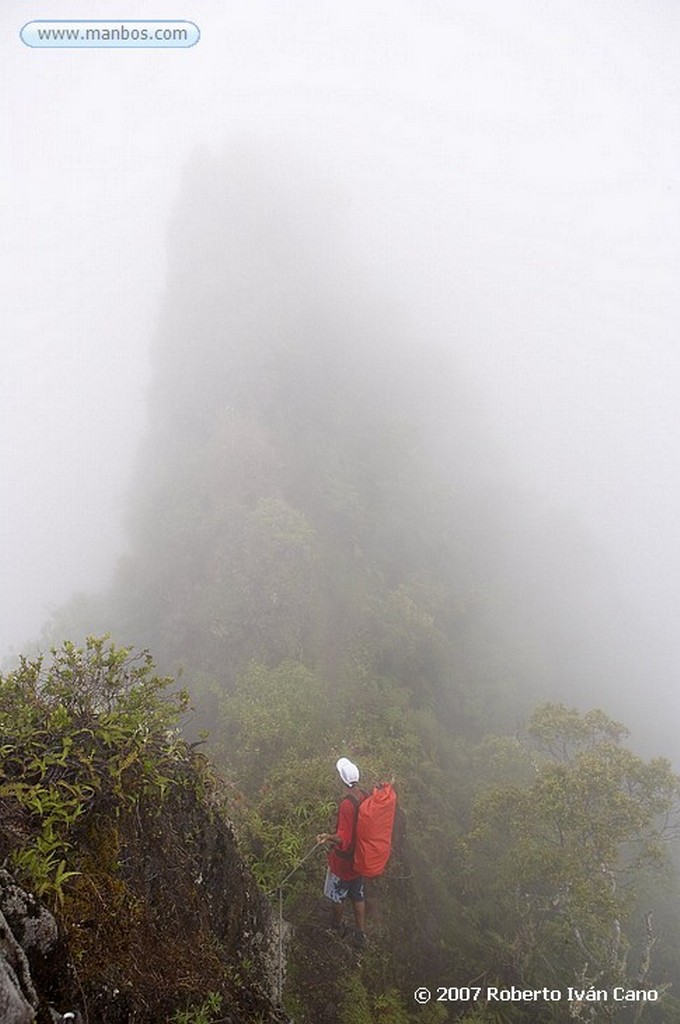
[2,2,679,756]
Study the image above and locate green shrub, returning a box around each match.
[0,636,193,904]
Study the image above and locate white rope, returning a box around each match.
[278,885,283,1005]
[267,838,325,1006]
[266,838,325,898]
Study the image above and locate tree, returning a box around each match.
[462,705,680,1022]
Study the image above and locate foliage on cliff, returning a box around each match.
[0,637,287,1024]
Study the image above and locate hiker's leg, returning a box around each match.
[348,876,366,932]
[352,899,365,932]
[324,870,348,931]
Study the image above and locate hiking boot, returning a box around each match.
[352,928,368,949]
[330,919,348,938]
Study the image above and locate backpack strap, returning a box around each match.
[333,788,366,861]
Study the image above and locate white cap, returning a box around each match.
[336,757,360,786]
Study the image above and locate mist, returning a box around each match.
[2,1,680,760]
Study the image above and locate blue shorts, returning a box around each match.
[324,868,365,904]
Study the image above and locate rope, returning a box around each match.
[266,838,326,1006]
[266,838,325,898]
[264,780,397,1005]
[278,885,283,1005]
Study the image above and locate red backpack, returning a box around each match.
[347,783,397,878]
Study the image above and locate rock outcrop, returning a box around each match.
[0,640,290,1023]
[1,788,290,1024]
[0,869,72,1023]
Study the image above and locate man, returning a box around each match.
[316,757,367,947]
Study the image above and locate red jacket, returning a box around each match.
[328,792,363,881]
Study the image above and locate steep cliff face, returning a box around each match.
[63,785,287,1024]
[0,869,61,1024]
[0,640,290,1024]
[1,795,289,1024]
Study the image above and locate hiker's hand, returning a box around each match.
[316,833,331,844]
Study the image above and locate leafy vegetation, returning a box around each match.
[171,992,223,1024]
[0,637,285,1023]
[462,704,680,1018]
[0,636,191,902]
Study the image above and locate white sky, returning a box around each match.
[1,1,679,749]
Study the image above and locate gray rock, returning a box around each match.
[0,870,58,956]
[0,954,35,1023]
[0,910,37,1023]
[0,870,64,1023]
